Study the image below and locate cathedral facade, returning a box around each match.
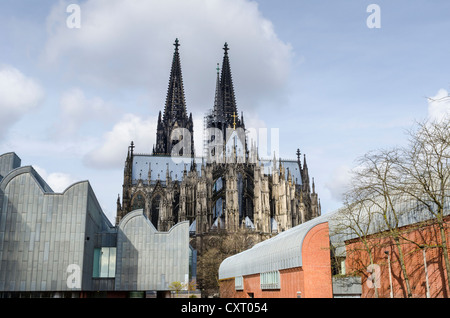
[116,39,321,246]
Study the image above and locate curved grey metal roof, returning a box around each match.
[0,165,53,193]
[330,194,450,243]
[218,212,334,280]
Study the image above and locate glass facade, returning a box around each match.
[93,247,116,278]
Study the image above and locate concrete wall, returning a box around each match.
[115,210,189,291]
[0,153,191,297]
[0,153,21,180]
[332,276,362,298]
[0,166,109,292]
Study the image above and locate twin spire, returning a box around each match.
[163,38,188,127]
[166,38,239,126]
[154,39,244,156]
[220,42,241,128]
[208,42,244,132]
[154,38,193,156]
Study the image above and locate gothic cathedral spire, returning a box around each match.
[154,38,194,156]
[212,63,224,127]
[220,42,243,130]
[206,42,245,133]
[164,38,187,123]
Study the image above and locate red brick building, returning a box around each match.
[344,216,450,298]
[219,196,450,298]
[218,214,333,298]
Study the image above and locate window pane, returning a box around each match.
[93,247,117,278]
[93,248,101,277]
[108,247,116,278]
[100,247,110,277]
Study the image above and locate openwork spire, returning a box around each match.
[154,39,194,156]
[220,42,239,127]
[205,43,243,131]
[163,38,188,125]
[213,63,224,123]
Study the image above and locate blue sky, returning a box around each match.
[1,0,449,223]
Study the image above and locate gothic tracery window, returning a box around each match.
[212,177,225,229]
[132,193,145,211]
[213,177,223,192]
[151,195,161,229]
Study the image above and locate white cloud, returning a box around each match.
[33,165,78,193]
[54,87,115,137]
[324,164,352,202]
[4,132,98,163]
[0,65,44,137]
[428,88,450,122]
[83,113,156,169]
[37,0,292,173]
[41,0,293,113]
[47,172,79,192]
[85,111,227,169]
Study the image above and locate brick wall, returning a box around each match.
[302,222,333,298]
[345,218,450,298]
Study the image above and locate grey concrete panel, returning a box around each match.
[0,165,112,292]
[115,210,189,291]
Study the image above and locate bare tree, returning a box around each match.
[331,190,382,297]
[350,148,413,297]
[197,228,256,297]
[341,117,450,298]
[395,118,450,292]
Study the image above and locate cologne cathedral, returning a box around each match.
[116,39,321,250]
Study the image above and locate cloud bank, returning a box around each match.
[54,87,115,137]
[40,0,293,169]
[33,165,78,193]
[83,114,156,169]
[42,0,293,112]
[0,65,44,138]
